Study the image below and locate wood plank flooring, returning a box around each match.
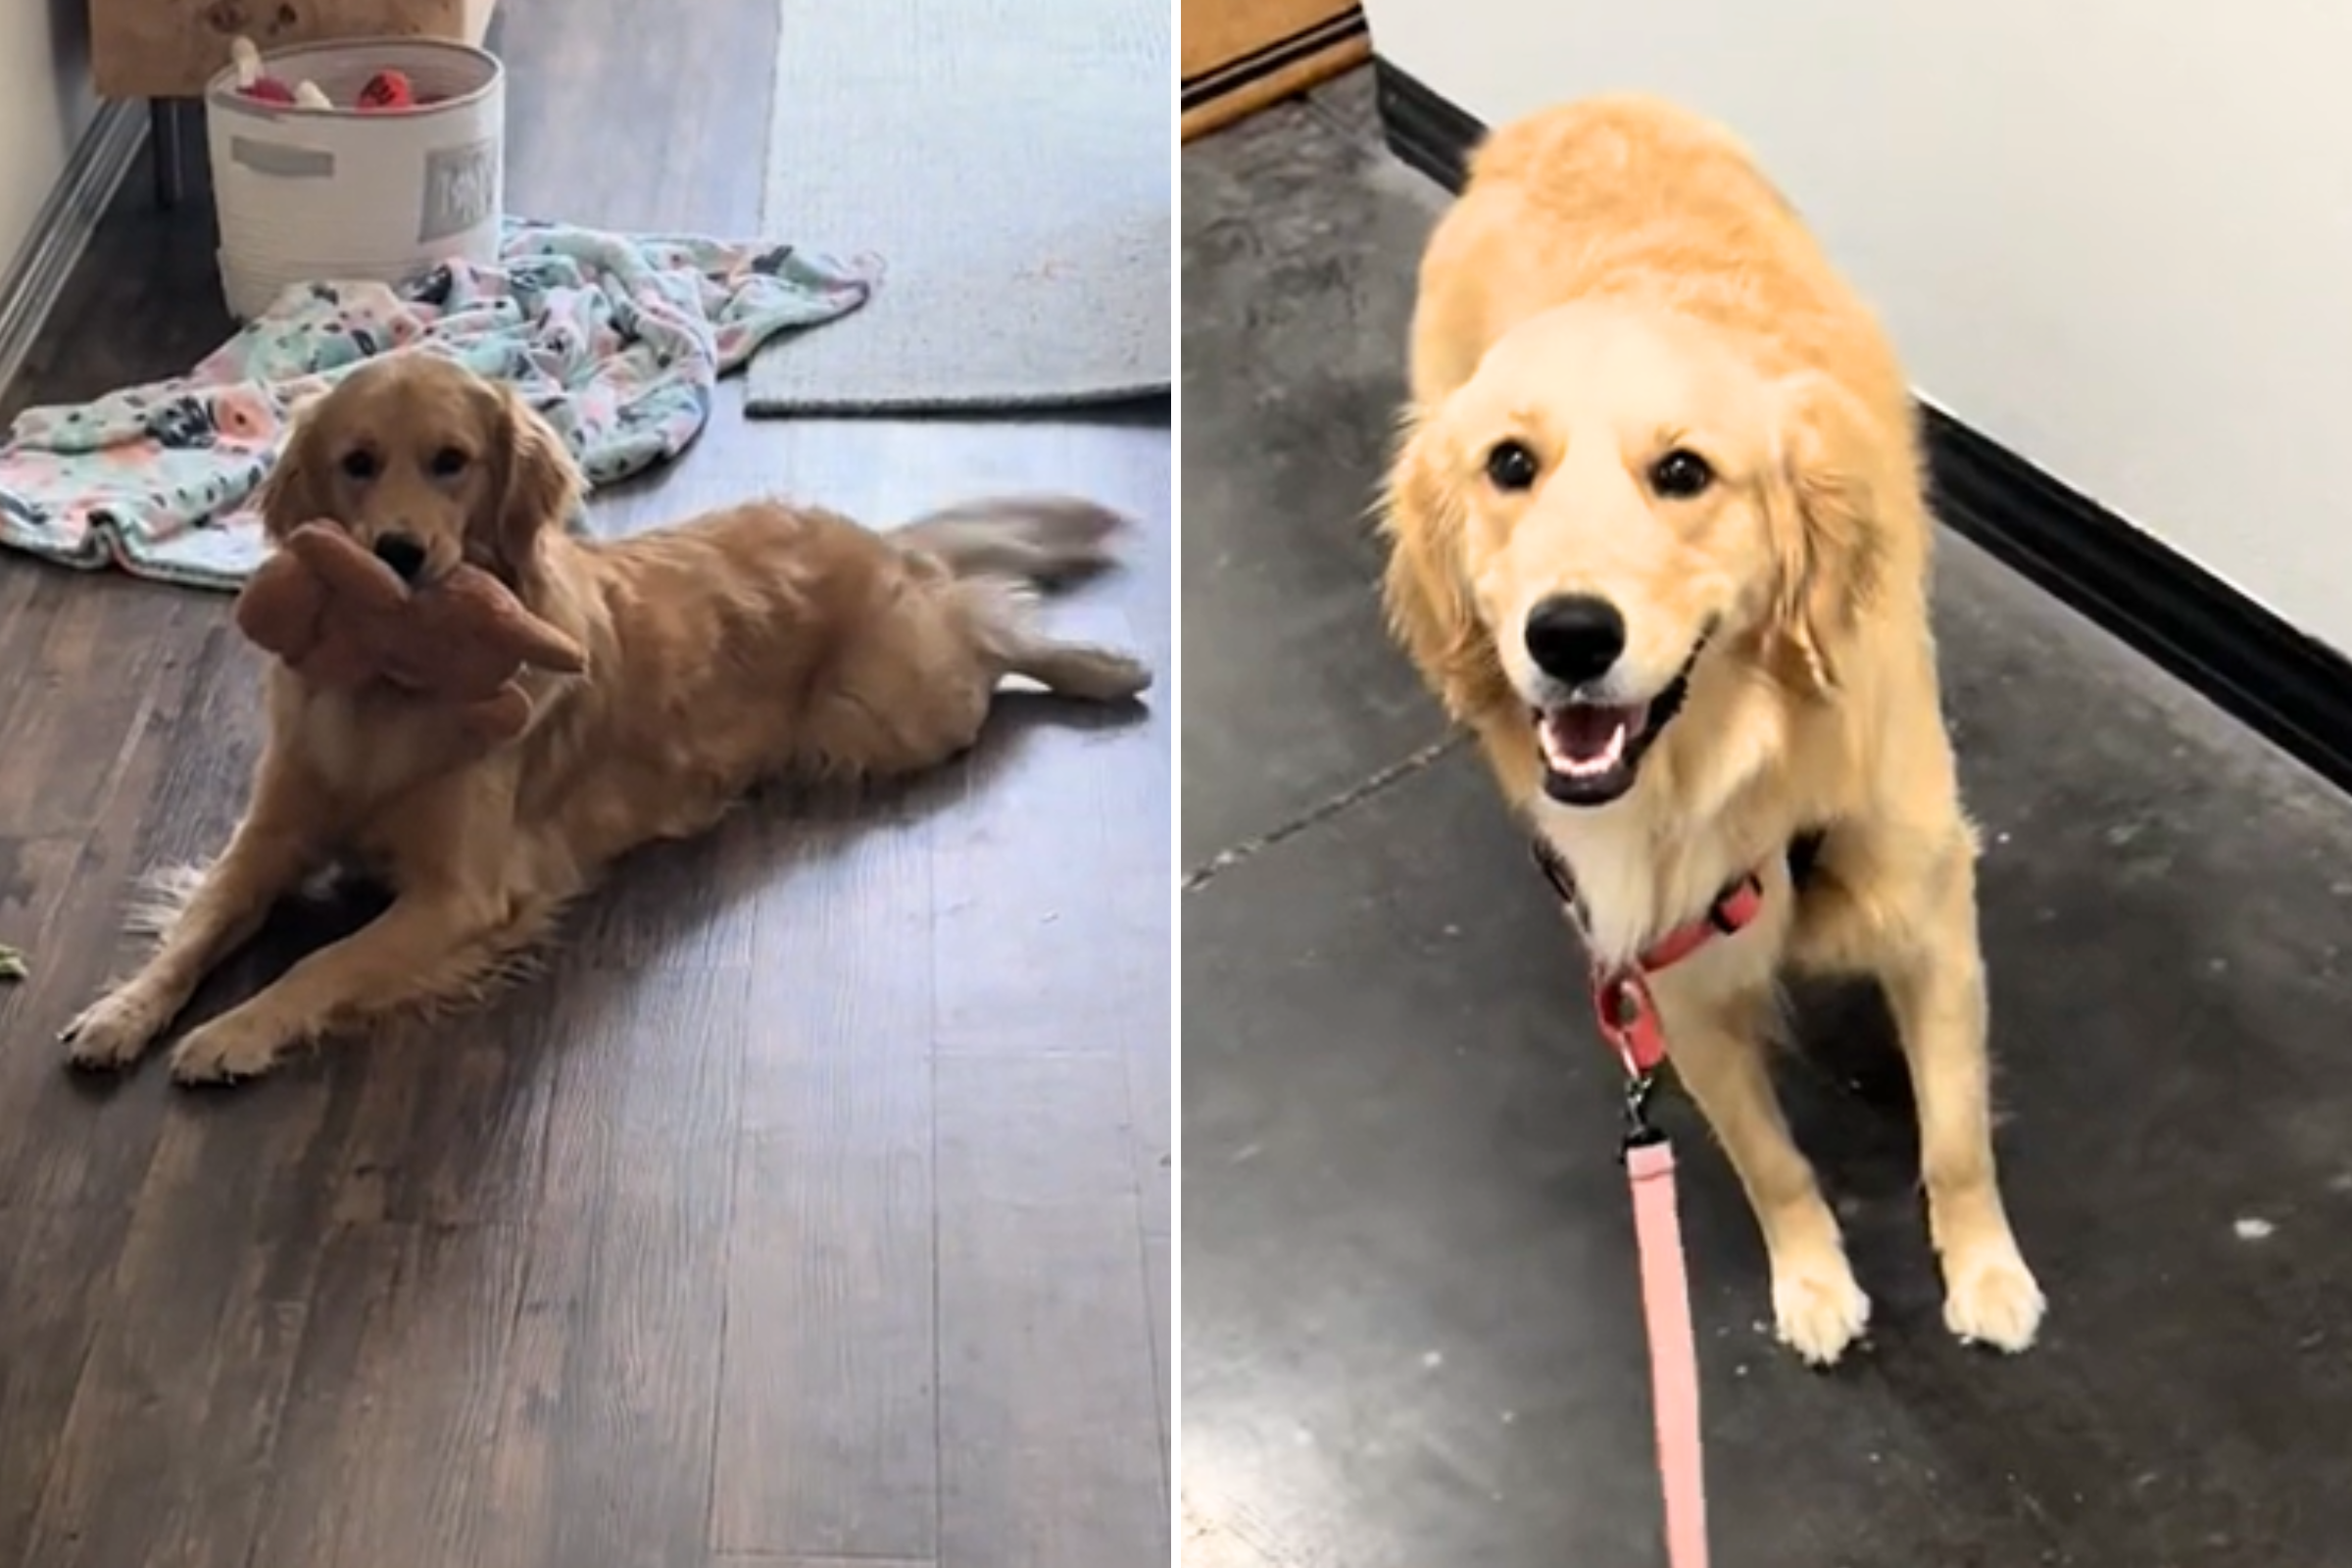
[0,2,1171,1564]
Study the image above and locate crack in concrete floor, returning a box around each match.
[1181,732,1467,893]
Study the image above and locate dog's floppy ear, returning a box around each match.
[254,396,330,543]
[486,383,582,568]
[1763,373,1886,693]
[1379,407,1513,722]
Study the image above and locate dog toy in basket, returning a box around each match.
[228,36,301,104]
[233,523,587,741]
[228,38,440,111]
[357,69,416,110]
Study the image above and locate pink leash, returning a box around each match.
[1532,837,1748,1568]
[1627,1137,1709,1568]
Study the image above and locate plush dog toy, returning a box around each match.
[233,522,587,741]
[357,69,416,111]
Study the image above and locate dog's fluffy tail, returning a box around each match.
[892,495,1124,586]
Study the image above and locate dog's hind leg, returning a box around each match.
[790,570,1152,783]
[995,626,1153,703]
[959,576,1152,703]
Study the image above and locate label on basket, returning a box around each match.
[420,138,499,242]
[231,138,334,178]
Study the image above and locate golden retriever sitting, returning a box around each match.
[64,355,1151,1085]
[1381,97,2041,1364]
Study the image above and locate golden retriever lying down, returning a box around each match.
[63,356,1151,1085]
[1382,97,2041,1364]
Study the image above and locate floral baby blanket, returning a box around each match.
[0,218,876,590]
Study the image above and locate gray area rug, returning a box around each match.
[747,0,1171,415]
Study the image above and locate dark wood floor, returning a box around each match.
[0,4,1171,1566]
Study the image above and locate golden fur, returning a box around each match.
[64,356,1150,1084]
[1381,97,2041,1363]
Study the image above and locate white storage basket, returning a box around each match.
[203,37,506,321]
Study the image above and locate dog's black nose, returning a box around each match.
[372,532,427,582]
[1524,594,1626,684]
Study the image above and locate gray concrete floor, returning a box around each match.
[1181,72,2352,1568]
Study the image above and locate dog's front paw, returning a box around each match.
[1942,1242,2045,1353]
[167,1012,290,1086]
[1771,1250,1872,1367]
[61,987,172,1071]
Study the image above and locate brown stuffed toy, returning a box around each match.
[232,522,587,741]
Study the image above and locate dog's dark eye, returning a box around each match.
[1484,439,1541,493]
[1650,449,1713,499]
[339,449,378,482]
[429,446,470,478]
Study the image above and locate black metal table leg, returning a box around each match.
[150,98,186,209]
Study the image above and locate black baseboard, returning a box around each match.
[1371,57,2352,797]
[1922,412,2352,789]
[1373,56,1484,189]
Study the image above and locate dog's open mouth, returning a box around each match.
[1532,648,1701,808]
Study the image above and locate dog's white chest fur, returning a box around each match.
[1527,663,1811,971]
[1533,796,1767,972]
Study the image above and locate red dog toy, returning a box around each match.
[357,69,416,111]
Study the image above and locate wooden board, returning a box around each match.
[1181,0,1364,143]
[91,0,499,100]
[1183,0,1352,80]
[1181,32,1368,143]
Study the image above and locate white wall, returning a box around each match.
[1364,0,2352,654]
[0,0,103,283]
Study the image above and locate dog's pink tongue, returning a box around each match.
[1545,703,1644,762]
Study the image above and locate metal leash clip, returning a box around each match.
[1621,1066,1665,1157]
